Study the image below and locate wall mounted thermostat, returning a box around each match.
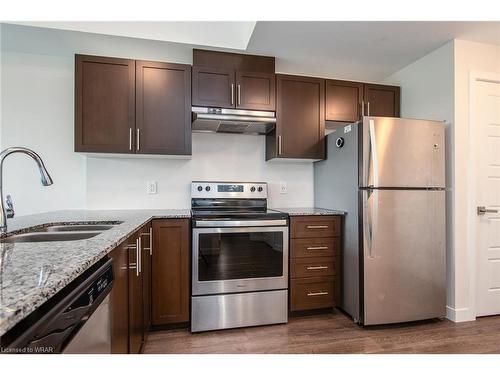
[336,137,345,148]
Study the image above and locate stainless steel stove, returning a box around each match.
[190,181,289,332]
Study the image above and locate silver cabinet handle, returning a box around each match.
[278,135,282,155]
[141,228,152,255]
[231,83,234,106]
[129,128,133,150]
[477,206,499,215]
[137,237,142,275]
[367,101,370,116]
[307,291,328,296]
[237,84,241,106]
[136,129,140,151]
[361,100,365,117]
[306,246,328,251]
[306,225,328,229]
[306,266,328,270]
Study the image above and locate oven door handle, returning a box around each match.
[194,219,288,227]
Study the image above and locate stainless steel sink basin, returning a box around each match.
[40,224,116,232]
[0,231,102,243]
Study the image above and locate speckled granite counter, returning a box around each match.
[271,207,346,216]
[0,209,191,336]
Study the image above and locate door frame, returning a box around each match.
[467,71,500,319]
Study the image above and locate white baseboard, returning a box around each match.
[446,306,476,322]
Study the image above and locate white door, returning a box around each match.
[474,77,500,316]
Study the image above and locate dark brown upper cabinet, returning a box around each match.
[267,74,325,160]
[325,80,400,122]
[325,80,364,122]
[75,55,135,153]
[192,49,275,111]
[136,61,191,155]
[192,66,235,108]
[75,54,192,156]
[236,71,275,111]
[363,83,400,117]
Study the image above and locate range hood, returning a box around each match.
[192,107,276,135]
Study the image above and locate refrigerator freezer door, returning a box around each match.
[361,117,445,188]
[362,189,446,325]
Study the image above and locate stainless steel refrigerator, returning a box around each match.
[314,116,446,325]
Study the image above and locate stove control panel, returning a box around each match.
[191,181,268,199]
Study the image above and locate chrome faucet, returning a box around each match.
[0,147,53,234]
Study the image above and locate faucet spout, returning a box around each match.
[0,147,53,234]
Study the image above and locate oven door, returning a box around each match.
[192,225,289,295]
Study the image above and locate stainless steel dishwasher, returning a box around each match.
[5,258,114,354]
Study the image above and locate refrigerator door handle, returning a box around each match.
[363,189,378,259]
[368,119,379,187]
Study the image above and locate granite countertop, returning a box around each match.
[0,209,191,336]
[272,207,346,216]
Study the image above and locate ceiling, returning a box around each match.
[247,21,500,81]
[11,21,500,81]
[12,21,257,50]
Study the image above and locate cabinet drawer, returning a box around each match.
[290,216,340,238]
[291,237,339,258]
[290,257,335,278]
[290,277,335,311]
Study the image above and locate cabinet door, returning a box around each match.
[235,71,275,111]
[136,61,192,155]
[325,80,363,122]
[75,55,135,153]
[128,235,143,354]
[192,66,235,108]
[272,74,325,160]
[109,244,129,354]
[152,219,189,325]
[139,224,152,338]
[363,83,400,117]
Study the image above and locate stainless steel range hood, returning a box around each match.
[192,107,276,135]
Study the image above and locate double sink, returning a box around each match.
[0,222,123,243]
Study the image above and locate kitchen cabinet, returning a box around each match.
[152,219,190,325]
[325,80,400,122]
[127,232,143,354]
[136,61,192,155]
[289,215,342,313]
[363,83,400,118]
[109,242,129,354]
[75,54,192,156]
[267,74,325,160]
[75,54,135,153]
[325,80,364,122]
[192,49,275,111]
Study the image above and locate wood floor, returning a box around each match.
[143,310,500,354]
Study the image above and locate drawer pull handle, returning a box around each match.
[306,266,328,270]
[307,291,329,296]
[306,246,328,251]
[306,225,328,229]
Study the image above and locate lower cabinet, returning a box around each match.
[289,215,342,313]
[151,219,190,325]
[109,242,130,354]
[128,232,143,354]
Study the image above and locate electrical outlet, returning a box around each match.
[146,181,157,194]
[279,181,287,194]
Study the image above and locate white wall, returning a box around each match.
[452,40,500,321]
[1,26,87,215]
[87,133,313,209]
[0,23,314,215]
[384,41,456,318]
